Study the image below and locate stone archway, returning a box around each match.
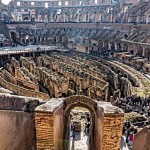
[10,31,18,43]
[137,46,143,57]
[111,41,115,51]
[23,16,30,21]
[104,41,109,50]
[35,95,124,150]
[123,43,128,52]
[144,47,150,60]
[63,96,97,150]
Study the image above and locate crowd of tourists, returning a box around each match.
[116,95,150,149]
[89,48,111,58]
[116,95,150,117]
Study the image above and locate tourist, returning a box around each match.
[126,125,134,143]
[86,123,90,134]
[87,115,90,122]
[128,131,134,149]
[84,122,87,134]
[71,123,76,140]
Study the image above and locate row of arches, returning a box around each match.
[9,28,150,60]
[127,45,150,60]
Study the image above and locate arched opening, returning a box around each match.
[137,46,143,57]
[10,31,17,43]
[35,95,124,150]
[63,98,97,150]
[144,48,150,60]
[22,39,25,44]
[123,43,128,52]
[69,80,78,95]
[98,40,103,49]
[111,41,115,51]
[130,50,134,55]
[1,9,10,21]
[124,34,128,39]
[69,107,91,149]
[86,14,88,22]
[117,43,122,51]
[23,16,30,21]
[104,41,109,50]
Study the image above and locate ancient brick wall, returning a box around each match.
[15,68,32,82]
[53,107,64,150]
[0,76,49,101]
[11,57,20,68]
[35,106,64,150]
[102,113,124,150]
[35,112,54,149]
[20,57,35,74]
[3,69,39,91]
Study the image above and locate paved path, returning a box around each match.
[70,134,129,150]
[70,132,88,150]
[0,45,55,51]
[0,45,68,56]
[120,136,129,150]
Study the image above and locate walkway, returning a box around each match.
[0,45,55,51]
[0,45,68,56]
[70,132,88,150]
[120,136,129,150]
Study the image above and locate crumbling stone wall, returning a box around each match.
[120,77,132,97]
[40,55,108,100]
[20,57,35,74]
[2,69,39,91]
[0,76,49,101]
[10,57,20,69]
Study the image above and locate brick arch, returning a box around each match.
[10,30,18,43]
[63,95,98,119]
[35,95,124,150]
[63,95,97,112]
[63,95,98,150]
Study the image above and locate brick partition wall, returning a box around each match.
[0,76,49,101]
[35,112,54,149]
[35,98,64,150]
[102,113,124,150]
